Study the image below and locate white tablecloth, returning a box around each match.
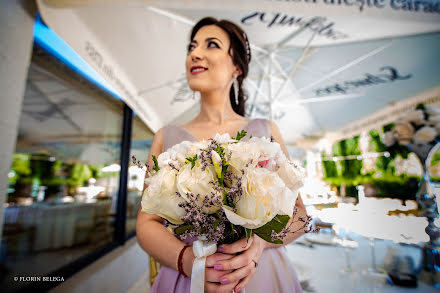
[286,234,437,293]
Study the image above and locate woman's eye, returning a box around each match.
[187,44,196,52]
[208,41,219,48]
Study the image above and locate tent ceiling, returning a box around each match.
[36,0,440,146]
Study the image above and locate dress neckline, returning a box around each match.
[175,119,254,142]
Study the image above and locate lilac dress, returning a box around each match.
[151,118,303,293]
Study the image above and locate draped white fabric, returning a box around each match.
[37,0,440,144]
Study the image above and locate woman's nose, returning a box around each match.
[190,46,203,61]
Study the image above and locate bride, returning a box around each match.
[137,17,307,293]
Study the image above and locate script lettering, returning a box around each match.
[314,66,412,96]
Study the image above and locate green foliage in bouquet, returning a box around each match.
[253,215,290,244]
[232,130,247,141]
[185,154,198,170]
[152,155,160,171]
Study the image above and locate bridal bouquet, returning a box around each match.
[137,130,311,245]
[134,130,313,292]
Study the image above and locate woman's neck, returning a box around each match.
[196,91,240,125]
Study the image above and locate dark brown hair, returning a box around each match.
[189,17,251,116]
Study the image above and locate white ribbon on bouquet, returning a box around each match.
[190,235,217,293]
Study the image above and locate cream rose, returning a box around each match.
[393,122,414,145]
[223,167,289,229]
[227,142,261,172]
[413,126,437,144]
[141,167,186,224]
[226,137,284,172]
[212,133,237,144]
[176,164,222,214]
[166,140,208,166]
[277,161,305,191]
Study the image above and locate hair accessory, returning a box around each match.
[177,244,191,278]
[242,32,251,63]
[233,76,239,105]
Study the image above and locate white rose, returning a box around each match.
[176,164,222,214]
[213,133,237,144]
[227,139,284,172]
[227,142,261,172]
[250,137,285,163]
[157,151,173,169]
[141,167,186,224]
[413,126,437,144]
[277,161,305,191]
[382,131,396,147]
[188,141,209,157]
[222,167,287,229]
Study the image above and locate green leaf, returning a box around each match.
[221,164,229,177]
[245,228,253,241]
[215,145,225,159]
[174,224,194,236]
[253,215,290,244]
[152,155,160,172]
[185,154,198,169]
[213,219,222,231]
[233,130,247,141]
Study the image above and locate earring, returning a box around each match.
[192,91,196,100]
[233,76,239,105]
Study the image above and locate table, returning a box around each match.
[286,233,437,292]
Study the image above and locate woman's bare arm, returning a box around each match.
[136,129,240,292]
[135,128,195,276]
[264,120,308,248]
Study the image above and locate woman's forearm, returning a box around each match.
[136,211,194,273]
[264,195,308,249]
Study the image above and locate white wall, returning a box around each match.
[50,238,150,293]
[0,0,37,239]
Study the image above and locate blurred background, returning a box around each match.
[1,0,440,292]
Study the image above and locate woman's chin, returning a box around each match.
[187,82,209,93]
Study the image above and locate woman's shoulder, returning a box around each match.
[150,127,164,154]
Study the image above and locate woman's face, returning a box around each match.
[186,25,239,95]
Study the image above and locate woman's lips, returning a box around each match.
[191,66,208,75]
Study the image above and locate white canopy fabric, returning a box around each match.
[36,0,440,145]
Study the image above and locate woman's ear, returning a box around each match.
[235,67,242,76]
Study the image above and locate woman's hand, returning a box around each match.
[205,253,239,293]
[182,248,239,293]
[213,234,267,292]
